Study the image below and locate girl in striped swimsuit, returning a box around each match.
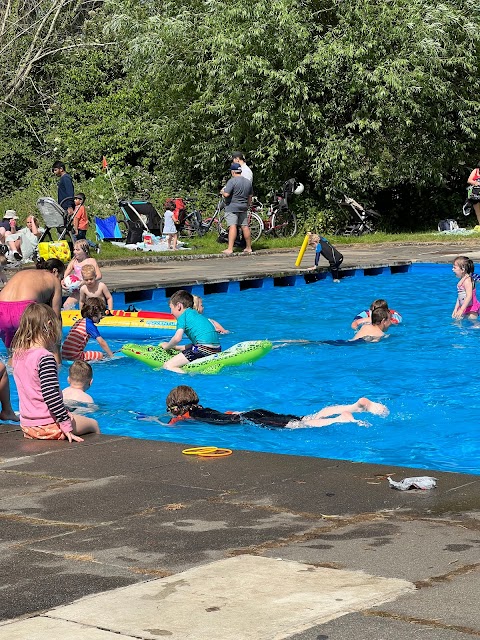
[12,304,99,442]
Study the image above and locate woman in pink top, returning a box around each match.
[12,303,99,442]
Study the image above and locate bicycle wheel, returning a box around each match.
[248,211,264,242]
[272,209,297,237]
[217,212,264,242]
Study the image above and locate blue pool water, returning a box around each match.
[4,264,480,474]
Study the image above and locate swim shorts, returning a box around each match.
[183,343,221,362]
[0,300,36,347]
[21,423,66,440]
[224,211,248,227]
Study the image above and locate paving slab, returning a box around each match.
[263,519,480,582]
[0,433,183,475]
[377,567,480,632]
[28,499,317,574]
[0,429,117,463]
[45,556,414,640]
[0,547,139,621]
[287,612,477,640]
[0,474,222,524]
[0,617,135,639]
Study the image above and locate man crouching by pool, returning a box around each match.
[160,290,221,373]
[351,306,391,342]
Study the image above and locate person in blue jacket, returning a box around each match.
[52,161,75,216]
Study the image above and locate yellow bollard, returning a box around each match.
[295,233,310,267]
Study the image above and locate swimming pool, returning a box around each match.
[5,263,480,475]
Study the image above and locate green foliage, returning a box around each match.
[3,0,480,232]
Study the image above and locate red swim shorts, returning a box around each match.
[21,423,66,440]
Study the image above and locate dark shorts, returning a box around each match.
[183,343,221,362]
[75,230,87,240]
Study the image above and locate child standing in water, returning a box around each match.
[63,240,102,309]
[452,256,480,320]
[12,304,99,442]
[79,264,114,312]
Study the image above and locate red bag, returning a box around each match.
[166,198,186,225]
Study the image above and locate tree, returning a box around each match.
[104,0,480,218]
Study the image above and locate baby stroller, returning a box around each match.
[335,194,380,236]
[118,199,163,244]
[36,197,76,246]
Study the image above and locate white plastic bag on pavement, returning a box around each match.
[388,476,437,491]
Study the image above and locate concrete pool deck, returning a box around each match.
[97,239,480,294]
[1,241,480,639]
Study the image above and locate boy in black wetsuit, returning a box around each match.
[160,386,389,429]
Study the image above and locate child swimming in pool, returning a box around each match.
[12,303,99,442]
[192,295,229,334]
[137,385,389,428]
[350,307,391,342]
[452,256,480,320]
[351,299,402,330]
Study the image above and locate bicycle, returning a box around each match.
[181,197,264,242]
[249,178,302,238]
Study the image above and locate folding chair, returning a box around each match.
[95,215,124,242]
[118,199,163,243]
[36,197,76,245]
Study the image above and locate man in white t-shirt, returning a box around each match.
[232,151,253,183]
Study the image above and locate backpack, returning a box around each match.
[438,219,459,232]
[169,198,186,226]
